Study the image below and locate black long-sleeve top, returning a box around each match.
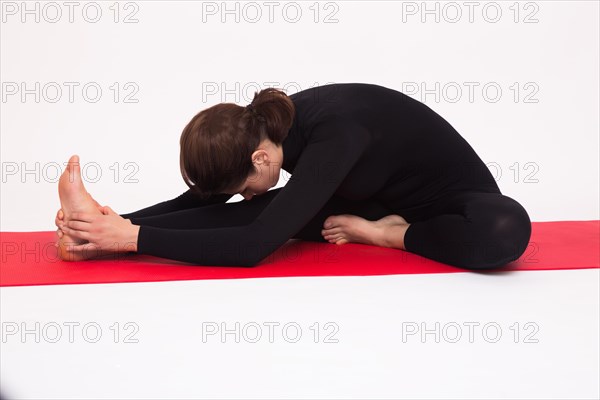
[120,83,499,266]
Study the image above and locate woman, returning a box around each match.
[56,82,532,269]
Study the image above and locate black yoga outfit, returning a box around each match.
[120,83,532,270]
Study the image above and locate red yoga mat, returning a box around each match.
[1,220,598,287]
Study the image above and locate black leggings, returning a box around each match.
[128,188,532,271]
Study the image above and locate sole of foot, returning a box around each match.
[57,154,103,261]
[322,213,409,247]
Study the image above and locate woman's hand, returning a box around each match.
[58,206,140,254]
[55,209,65,239]
[55,192,103,240]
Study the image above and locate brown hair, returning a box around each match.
[180,87,295,200]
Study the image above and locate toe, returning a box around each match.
[324,215,346,229]
[322,227,340,234]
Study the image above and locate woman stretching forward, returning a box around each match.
[55,82,531,270]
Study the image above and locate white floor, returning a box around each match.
[1,268,599,400]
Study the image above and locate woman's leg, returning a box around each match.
[139,186,533,271]
[403,191,532,270]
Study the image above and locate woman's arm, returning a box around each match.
[132,119,372,266]
[119,190,233,220]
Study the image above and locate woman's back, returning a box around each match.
[282,83,500,211]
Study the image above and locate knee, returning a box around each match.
[495,199,532,255]
[473,200,532,269]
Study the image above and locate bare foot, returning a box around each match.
[57,155,103,261]
[373,214,409,227]
[321,214,410,248]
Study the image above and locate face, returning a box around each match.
[224,141,283,201]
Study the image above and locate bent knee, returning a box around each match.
[467,206,532,270]
[492,201,532,253]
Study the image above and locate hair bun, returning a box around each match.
[246,104,266,122]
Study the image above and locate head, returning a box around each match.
[180,87,295,201]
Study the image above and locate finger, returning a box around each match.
[70,242,100,253]
[58,209,64,219]
[55,211,63,227]
[66,220,91,231]
[70,212,94,222]
[100,205,116,216]
[61,226,91,241]
[56,228,64,238]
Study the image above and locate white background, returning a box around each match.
[1,269,599,399]
[1,2,599,399]
[1,0,599,230]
